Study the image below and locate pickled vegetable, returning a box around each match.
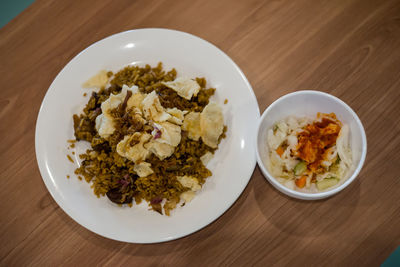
[294,161,307,176]
[316,177,339,190]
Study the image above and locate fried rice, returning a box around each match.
[71,63,226,215]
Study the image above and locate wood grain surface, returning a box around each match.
[1,0,400,266]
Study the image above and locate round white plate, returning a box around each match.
[35,28,260,243]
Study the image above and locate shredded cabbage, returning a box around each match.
[266,115,352,193]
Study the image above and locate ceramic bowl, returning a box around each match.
[256,90,367,200]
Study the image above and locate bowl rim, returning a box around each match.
[256,90,367,199]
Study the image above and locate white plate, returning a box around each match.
[35,29,260,243]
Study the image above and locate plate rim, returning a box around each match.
[35,28,260,243]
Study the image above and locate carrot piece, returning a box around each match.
[295,175,307,188]
[276,147,284,157]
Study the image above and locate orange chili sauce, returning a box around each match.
[295,113,341,172]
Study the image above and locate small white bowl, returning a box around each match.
[256,90,367,200]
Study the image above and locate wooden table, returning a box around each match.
[1,0,399,265]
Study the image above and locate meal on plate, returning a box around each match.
[266,113,352,192]
[71,63,227,215]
